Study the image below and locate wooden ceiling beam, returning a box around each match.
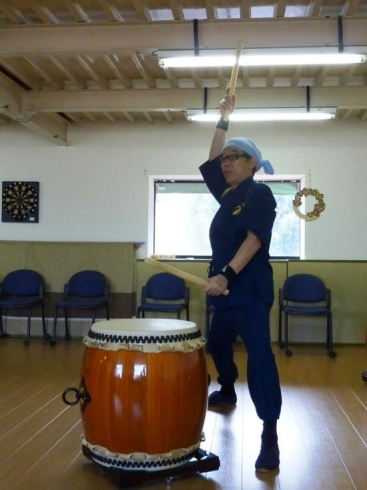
[161,67,179,88]
[142,110,154,123]
[0,1,30,24]
[30,2,60,24]
[190,68,203,89]
[274,0,287,18]
[340,65,358,86]
[290,66,302,87]
[169,0,184,20]
[342,0,361,16]
[24,57,63,89]
[308,0,323,17]
[341,109,353,120]
[75,55,109,89]
[103,55,132,89]
[216,68,227,90]
[48,55,85,89]
[163,111,173,123]
[0,70,68,144]
[314,66,330,86]
[65,1,91,23]
[131,0,151,21]
[103,111,117,122]
[266,67,276,87]
[0,18,366,56]
[97,0,124,22]
[240,0,251,19]
[23,86,367,113]
[130,53,155,88]
[122,111,135,123]
[0,58,39,89]
[205,0,217,20]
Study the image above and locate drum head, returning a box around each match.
[84,318,205,352]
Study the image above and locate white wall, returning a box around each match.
[0,119,366,260]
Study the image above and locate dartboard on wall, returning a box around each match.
[2,181,40,223]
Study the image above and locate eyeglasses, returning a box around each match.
[219,153,248,163]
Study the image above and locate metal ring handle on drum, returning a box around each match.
[62,380,91,412]
[62,387,82,406]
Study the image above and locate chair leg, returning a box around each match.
[0,311,6,338]
[41,302,49,340]
[92,311,96,323]
[106,304,110,320]
[284,314,292,357]
[327,314,337,358]
[50,307,58,346]
[177,311,180,319]
[187,305,190,321]
[278,309,283,347]
[64,310,71,339]
[23,308,31,346]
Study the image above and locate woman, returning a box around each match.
[199,93,282,472]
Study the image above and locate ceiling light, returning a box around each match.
[159,52,366,68]
[187,109,336,122]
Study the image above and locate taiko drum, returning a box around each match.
[77,318,208,471]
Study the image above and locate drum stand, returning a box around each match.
[82,445,220,488]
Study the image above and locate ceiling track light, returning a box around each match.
[157,16,366,69]
[159,52,366,68]
[188,112,336,122]
[188,86,336,122]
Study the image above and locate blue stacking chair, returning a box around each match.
[137,272,190,320]
[50,270,110,346]
[0,269,48,346]
[278,273,336,358]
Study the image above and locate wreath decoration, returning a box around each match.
[292,188,326,221]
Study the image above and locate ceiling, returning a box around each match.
[0,0,366,145]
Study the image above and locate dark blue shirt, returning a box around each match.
[200,157,276,307]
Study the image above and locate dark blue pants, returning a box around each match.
[207,296,282,421]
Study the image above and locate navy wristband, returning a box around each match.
[216,117,230,131]
[219,264,237,283]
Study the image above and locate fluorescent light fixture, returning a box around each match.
[187,109,336,122]
[159,53,366,68]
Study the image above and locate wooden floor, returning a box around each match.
[0,337,366,490]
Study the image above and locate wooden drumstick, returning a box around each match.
[145,258,229,296]
[223,40,244,121]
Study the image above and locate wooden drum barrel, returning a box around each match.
[76,318,208,472]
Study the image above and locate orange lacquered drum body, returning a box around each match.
[80,318,208,471]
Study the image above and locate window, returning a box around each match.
[152,176,303,259]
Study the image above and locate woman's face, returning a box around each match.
[220,147,256,187]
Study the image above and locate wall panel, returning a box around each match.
[287,261,367,344]
[0,241,136,338]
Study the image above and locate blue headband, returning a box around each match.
[223,137,274,175]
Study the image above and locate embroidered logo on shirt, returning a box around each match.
[231,203,245,215]
[221,187,233,199]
